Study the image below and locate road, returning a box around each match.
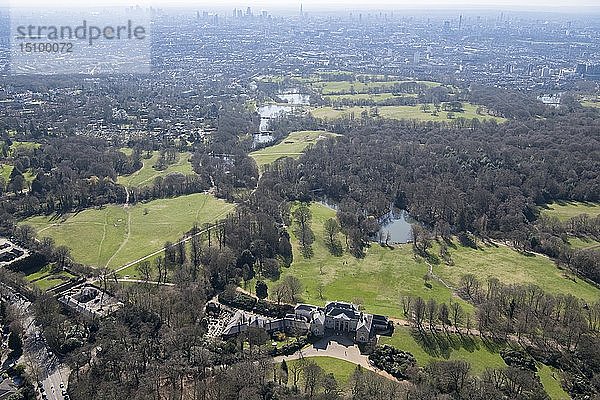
[0,283,70,400]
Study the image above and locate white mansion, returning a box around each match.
[222,300,392,344]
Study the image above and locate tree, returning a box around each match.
[412,297,426,331]
[14,224,36,246]
[411,225,432,255]
[460,274,481,302]
[279,359,289,386]
[324,218,342,255]
[255,280,268,300]
[54,245,71,271]
[302,360,324,398]
[136,261,152,283]
[278,231,293,267]
[316,283,325,300]
[293,203,315,258]
[282,275,303,303]
[189,234,203,280]
[7,168,25,194]
[426,298,438,331]
[450,301,464,330]
[8,330,22,354]
[439,303,450,333]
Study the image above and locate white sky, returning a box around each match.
[4,0,600,9]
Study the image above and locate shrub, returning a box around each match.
[368,345,417,380]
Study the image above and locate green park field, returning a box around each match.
[117,151,195,188]
[252,202,470,319]
[380,326,506,374]
[250,131,339,168]
[310,103,505,123]
[0,164,12,184]
[21,193,235,270]
[541,201,600,221]
[255,202,600,318]
[324,93,417,104]
[431,239,600,304]
[313,80,440,95]
[9,141,41,155]
[380,326,569,398]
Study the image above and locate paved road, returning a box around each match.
[0,284,70,400]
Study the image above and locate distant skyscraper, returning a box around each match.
[413,51,421,64]
[300,3,303,16]
[247,7,252,17]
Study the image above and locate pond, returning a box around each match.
[278,92,311,105]
[376,209,414,244]
[319,200,414,245]
[257,104,293,132]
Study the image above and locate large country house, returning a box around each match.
[222,300,392,344]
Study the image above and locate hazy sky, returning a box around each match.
[5,0,600,10]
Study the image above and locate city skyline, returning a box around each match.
[5,0,600,11]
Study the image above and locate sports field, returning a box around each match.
[250,131,339,168]
[117,151,195,188]
[310,103,505,122]
[21,193,235,270]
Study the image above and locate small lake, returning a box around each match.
[257,104,293,132]
[376,209,414,244]
[278,92,311,105]
[319,200,414,244]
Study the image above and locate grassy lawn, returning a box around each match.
[431,240,600,304]
[541,201,600,221]
[538,364,570,400]
[21,193,235,270]
[324,93,417,104]
[0,164,13,185]
[313,80,441,95]
[310,103,505,123]
[250,131,340,168]
[567,236,600,250]
[9,141,41,155]
[284,356,369,388]
[379,326,506,374]
[251,203,471,319]
[117,151,195,188]
[32,271,76,291]
[0,164,36,189]
[24,264,76,291]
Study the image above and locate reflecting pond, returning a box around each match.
[376,209,414,244]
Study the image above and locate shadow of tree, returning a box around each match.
[411,328,507,361]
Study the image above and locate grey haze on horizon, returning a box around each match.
[4,0,600,12]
